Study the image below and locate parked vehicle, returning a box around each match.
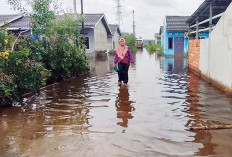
[136,36,143,49]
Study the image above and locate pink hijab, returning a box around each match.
[116,38,128,60]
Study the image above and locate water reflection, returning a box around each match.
[163,57,188,73]
[186,72,232,156]
[115,86,135,128]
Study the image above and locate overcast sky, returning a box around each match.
[0,0,204,39]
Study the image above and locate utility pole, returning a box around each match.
[116,0,122,28]
[81,0,85,35]
[73,0,77,20]
[133,10,136,36]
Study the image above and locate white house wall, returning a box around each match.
[199,3,232,90]
[94,20,108,51]
[85,28,95,53]
[107,37,113,50]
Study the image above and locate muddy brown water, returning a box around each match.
[1,50,232,156]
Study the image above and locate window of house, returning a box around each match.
[168,37,173,49]
[85,37,89,49]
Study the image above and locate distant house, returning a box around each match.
[107,24,121,50]
[0,14,31,35]
[82,14,112,54]
[0,13,112,54]
[159,26,164,48]
[163,16,190,56]
[154,33,161,45]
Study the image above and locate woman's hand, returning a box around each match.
[131,63,135,68]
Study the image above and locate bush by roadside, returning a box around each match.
[41,17,88,83]
[0,30,50,105]
[145,41,163,55]
[1,1,89,106]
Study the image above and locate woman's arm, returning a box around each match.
[114,51,120,65]
[128,48,135,64]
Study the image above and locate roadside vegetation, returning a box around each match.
[145,41,163,55]
[0,0,88,106]
[123,34,137,53]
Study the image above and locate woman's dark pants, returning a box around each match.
[118,62,129,84]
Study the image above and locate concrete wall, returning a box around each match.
[107,31,121,51]
[94,20,108,52]
[107,37,113,51]
[85,28,95,53]
[199,3,232,90]
[199,39,209,75]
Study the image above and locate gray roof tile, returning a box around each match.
[109,24,120,35]
[155,33,161,37]
[0,13,112,35]
[9,17,30,28]
[166,16,190,32]
[83,14,103,26]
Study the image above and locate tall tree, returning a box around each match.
[31,0,55,36]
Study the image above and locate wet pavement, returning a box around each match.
[1,49,232,156]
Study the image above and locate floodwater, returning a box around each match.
[1,49,232,157]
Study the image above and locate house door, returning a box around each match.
[174,37,184,56]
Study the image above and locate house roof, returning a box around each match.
[8,17,30,29]
[109,24,121,36]
[166,16,190,32]
[187,0,232,25]
[0,13,112,35]
[159,26,163,35]
[60,13,112,35]
[82,13,104,27]
[0,14,25,27]
[155,33,161,38]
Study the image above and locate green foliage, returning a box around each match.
[146,41,163,55]
[0,28,15,52]
[41,17,88,82]
[2,0,88,106]
[123,34,137,53]
[0,47,50,105]
[6,51,50,93]
[31,0,55,36]
[0,72,18,105]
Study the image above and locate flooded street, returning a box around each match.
[1,49,232,156]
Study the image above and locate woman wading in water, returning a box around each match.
[114,38,135,85]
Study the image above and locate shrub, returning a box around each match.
[146,41,163,55]
[0,50,50,105]
[41,17,88,82]
[0,74,18,105]
[124,34,137,53]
